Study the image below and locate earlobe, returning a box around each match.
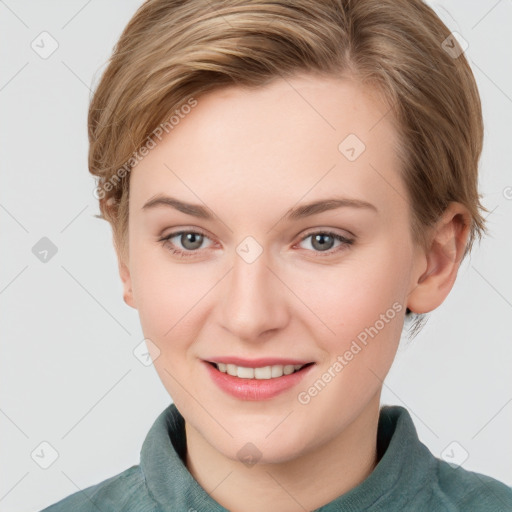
[407,203,471,314]
[118,258,137,309]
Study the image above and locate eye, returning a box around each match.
[158,229,213,259]
[296,230,354,257]
[158,228,355,260]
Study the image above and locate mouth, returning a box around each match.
[207,361,315,379]
[203,359,316,401]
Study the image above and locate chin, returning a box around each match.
[216,426,314,467]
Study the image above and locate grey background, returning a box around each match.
[1,1,511,510]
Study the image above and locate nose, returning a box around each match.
[218,246,290,342]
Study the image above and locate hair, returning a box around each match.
[88,0,488,339]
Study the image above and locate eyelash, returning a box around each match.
[158,228,354,260]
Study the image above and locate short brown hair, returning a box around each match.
[88,0,488,335]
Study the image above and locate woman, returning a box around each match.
[41,0,512,510]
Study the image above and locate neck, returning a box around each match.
[184,393,381,512]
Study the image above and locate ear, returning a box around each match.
[103,195,137,310]
[117,251,137,310]
[407,202,471,314]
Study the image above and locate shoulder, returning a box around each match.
[431,459,512,512]
[39,465,157,512]
[380,405,512,511]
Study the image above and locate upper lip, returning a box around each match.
[205,357,314,367]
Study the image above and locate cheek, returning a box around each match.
[291,260,405,419]
[290,247,407,373]
[299,258,405,336]
[129,244,198,346]
[130,253,208,402]
[129,242,227,371]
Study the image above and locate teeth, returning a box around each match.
[254,366,271,379]
[226,364,238,376]
[214,363,307,379]
[284,365,295,375]
[237,366,254,379]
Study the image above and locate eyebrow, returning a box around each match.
[141,194,378,220]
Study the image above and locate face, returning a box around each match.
[121,73,424,464]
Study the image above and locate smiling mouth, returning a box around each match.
[207,361,314,380]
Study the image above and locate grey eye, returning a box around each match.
[177,232,204,250]
[309,233,336,252]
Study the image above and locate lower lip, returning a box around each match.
[203,361,315,401]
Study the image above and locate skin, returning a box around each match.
[117,73,471,512]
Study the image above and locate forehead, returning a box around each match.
[129,74,407,225]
